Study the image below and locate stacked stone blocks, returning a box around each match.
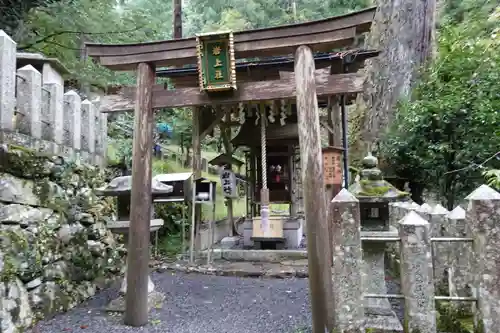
[0,30,106,166]
[0,146,125,332]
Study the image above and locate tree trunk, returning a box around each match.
[350,0,437,159]
[173,0,182,39]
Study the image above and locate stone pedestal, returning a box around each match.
[120,264,155,294]
[362,229,403,332]
[105,219,165,313]
[107,219,163,294]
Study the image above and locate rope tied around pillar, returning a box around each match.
[260,103,268,190]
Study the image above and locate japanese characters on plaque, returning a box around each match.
[322,147,343,185]
[195,31,237,92]
[220,169,238,198]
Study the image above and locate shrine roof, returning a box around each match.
[85,6,376,71]
[208,154,245,168]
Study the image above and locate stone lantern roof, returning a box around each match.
[349,153,409,202]
[95,175,173,196]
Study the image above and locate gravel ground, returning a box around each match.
[30,270,404,333]
[30,272,313,333]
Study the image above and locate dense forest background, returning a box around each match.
[1,0,499,211]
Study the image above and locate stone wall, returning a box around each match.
[0,145,125,332]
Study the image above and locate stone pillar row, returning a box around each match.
[0,30,106,165]
[331,184,500,333]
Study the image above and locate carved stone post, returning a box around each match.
[81,100,95,162]
[446,206,469,296]
[429,204,449,289]
[0,30,16,133]
[43,82,64,154]
[466,184,500,333]
[63,91,81,158]
[399,211,437,333]
[331,189,364,332]
[16,65,42,140]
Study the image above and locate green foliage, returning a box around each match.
[483,168,500,190]
[381,5,500,209]
[436,302,472,333]
[157,232,183,258]
[184,0,369,36]
[14,0,173,88]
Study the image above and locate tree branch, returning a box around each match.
[40,39,82,50]
[18,26,145,50]
[444,151,500,175]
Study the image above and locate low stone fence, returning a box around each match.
[0,30,106,165]
[388,200,472,301]
[331,184,500,333]
[0,145,125,331]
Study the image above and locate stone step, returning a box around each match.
[155,259,309,279]
[195,248,308,262]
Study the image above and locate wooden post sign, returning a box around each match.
[196,31,237,92]
[220,169,238,198]
[322,146,344,186]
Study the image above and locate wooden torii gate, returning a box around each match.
[86,7,378,332]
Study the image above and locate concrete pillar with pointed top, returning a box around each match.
[331,188,364,333]
[430,204,449,289]
[63,90,81,158]
[16,65,42,139]
[416,203,433,228]
[466,184,500,333]
[0,30,16,132]
[43,82,64,154]
[81,99,95,163]
[399,211,437,333]
[446,206,473,312]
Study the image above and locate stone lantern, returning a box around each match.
[349,153,410,332]
[95,175,173,308]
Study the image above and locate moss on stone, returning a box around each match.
[1,256,17,282]
[436,301,472,333]
[356,179,409,197]
[0,145,52,179]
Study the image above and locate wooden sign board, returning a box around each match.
[195,31,237,92]
[220,169,239,199]
[322,146,344,186]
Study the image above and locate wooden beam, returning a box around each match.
[101,72,364,112]
[295,45,334,333]
[86,7,375,70]
[98,27,356,70]
[124,62,155,327]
